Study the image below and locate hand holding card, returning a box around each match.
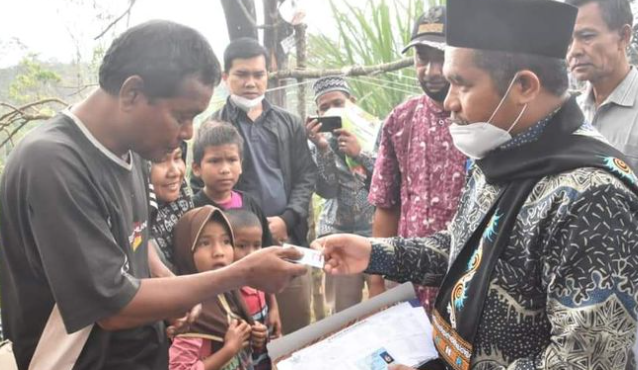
[283,243,325,268]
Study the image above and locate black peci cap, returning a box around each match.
[446,0,578,59]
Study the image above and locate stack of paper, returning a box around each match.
[269,283,438,370]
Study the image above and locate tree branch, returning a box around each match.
[94,0,138,40]
[67,83,99,97]
[268,57,413,80]
[0,98,68,148]
[0,98,67,122]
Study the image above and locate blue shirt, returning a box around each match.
[499,109,558,151]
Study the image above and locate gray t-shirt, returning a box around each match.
[0,111,166,369]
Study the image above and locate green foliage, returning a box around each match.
[8,54,62,104]
[308,0,444,118]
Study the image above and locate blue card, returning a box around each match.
[355,348,395,370]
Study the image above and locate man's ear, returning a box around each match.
[119,76,146,111]
[222,72,229,83]
[514,70,540,104]
[192,161,202,177]
[619,24,632,48]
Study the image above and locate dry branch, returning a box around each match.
[94,0,138,40]
[268,57,413,80]
[0,98,67,122]
[0,98,68,148]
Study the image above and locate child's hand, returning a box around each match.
[266,306,282,339]
[251,322,269,349]
[165,304,202,339]
[224,319,252,353]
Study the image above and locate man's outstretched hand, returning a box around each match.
[311,234,372,275]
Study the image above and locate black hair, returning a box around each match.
[224,209,262,233]
[99,20,221,99]
[223,37,269,73]
[193,121,244,165]
[472,49,569,97]
[566,0,633,31]
[205,212,234,246]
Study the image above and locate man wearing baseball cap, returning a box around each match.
[317,0,638,368]
[368,6,467,314]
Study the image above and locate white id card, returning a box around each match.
[283,243,325,268]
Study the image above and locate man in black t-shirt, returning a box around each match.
[0,21,306,370]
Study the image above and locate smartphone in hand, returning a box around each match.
[310,116,342,133]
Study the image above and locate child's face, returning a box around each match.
[150,147,185,203]
[193,144,242,198]
[233,226,262,261]
[193,220,234,272]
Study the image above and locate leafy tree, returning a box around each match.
[8,54,62,105]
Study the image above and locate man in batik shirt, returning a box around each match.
[306,76,385,313]
[368,6,466,313]
[317,0,638,368]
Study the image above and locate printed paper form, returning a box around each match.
[274,299,437,370]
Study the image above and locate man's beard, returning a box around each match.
[420,80,450,103]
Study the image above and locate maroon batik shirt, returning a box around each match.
[369,95,467,311]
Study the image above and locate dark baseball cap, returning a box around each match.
[401,6,446,54]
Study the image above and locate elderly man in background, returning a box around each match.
[567,0,638,169]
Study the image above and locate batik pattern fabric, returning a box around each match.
[311,138,376,237]
[149,180,194,273]
[368,95,467,313]
[368,94,466,238]
[367,127,638,369]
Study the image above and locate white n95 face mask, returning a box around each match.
[230,94,265,112]
[448,74,528,160]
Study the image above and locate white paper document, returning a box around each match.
[269,283,438,370]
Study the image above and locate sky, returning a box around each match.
[0,0,375,68]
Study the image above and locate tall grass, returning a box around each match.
[308,0,444,118]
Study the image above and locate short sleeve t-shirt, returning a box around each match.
[217,190,244,209]
[0,112,166,369]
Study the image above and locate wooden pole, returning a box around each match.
[294,23,308,119]
[269,57,413,80]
